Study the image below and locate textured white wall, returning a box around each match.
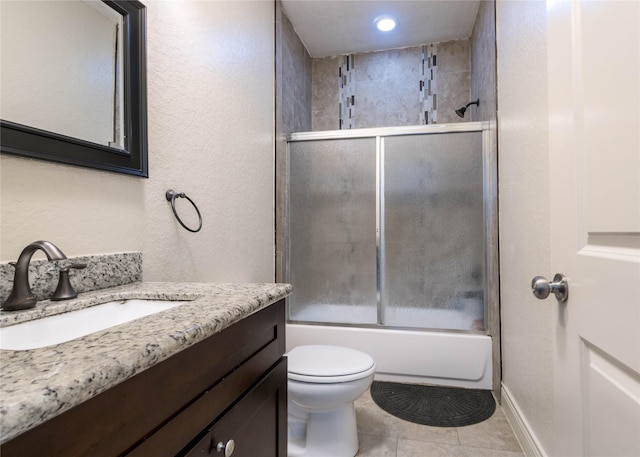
[1,1,275,284]
[496,1,553,454]
[142,0,275,283]
[0,155,144,260]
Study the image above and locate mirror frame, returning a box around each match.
[0,0,148,177]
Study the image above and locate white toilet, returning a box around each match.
[286,345,376,457]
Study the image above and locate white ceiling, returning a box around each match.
[281,0,482,58]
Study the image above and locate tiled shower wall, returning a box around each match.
[471,0,496,124]
[275,3,313,282]
[312,39,471,130]
[277,9,312,135]
[435,40,473,124]
[312,56,340,131]
[469,0,500,399]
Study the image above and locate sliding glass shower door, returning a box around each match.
[287,126,488,331]
[381,133,484,330]
[288,138,378,324]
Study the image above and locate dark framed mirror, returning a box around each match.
[0,0,148,177]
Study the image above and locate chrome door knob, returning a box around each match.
[531,273,569,302]
[216,439,235,456]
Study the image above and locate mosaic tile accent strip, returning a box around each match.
[420,44,438,124]
[0,252,142,305]
[339,54,356,129]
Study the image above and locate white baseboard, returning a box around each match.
[501,384,548,457]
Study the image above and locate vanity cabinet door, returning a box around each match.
[182,358,287,457]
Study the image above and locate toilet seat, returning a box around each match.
[287,345,376,383]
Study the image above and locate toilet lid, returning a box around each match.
[287,345,375,379]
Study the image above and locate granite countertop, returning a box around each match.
[0,282,292,444]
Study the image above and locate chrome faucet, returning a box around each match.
[2,241,67,311]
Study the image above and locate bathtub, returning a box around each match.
[286,323,492,390]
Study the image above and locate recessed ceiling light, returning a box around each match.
[375,16,396,32]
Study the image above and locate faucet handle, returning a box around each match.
[51,263,86,301]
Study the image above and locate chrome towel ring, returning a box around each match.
[165,189,202,233]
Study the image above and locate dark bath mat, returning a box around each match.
[370,381,496,427]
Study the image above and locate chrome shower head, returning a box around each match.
[455,99,480,118]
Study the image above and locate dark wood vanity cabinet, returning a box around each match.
[181,360,286,457]
[1,299,287,457]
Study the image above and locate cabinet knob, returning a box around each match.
[216,439,235,456]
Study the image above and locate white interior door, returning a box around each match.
[547,1,640,456]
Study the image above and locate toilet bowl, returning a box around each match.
[287,345,376,457]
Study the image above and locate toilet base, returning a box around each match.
[288,403,359,457]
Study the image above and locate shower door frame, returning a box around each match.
[284,122,497,335]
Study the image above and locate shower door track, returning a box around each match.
[285,122,496,332]
[286,122,487,142]
[285,318,488,335]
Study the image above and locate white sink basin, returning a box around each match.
[0,299,187,350]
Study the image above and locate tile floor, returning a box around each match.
[355,390,524,457]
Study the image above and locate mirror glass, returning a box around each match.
[1,1,124,149]
[0,0,147,177]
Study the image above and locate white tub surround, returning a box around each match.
[287,324,492,390]
[0,282,292,444]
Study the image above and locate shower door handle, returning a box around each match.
[531,274,569,302]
